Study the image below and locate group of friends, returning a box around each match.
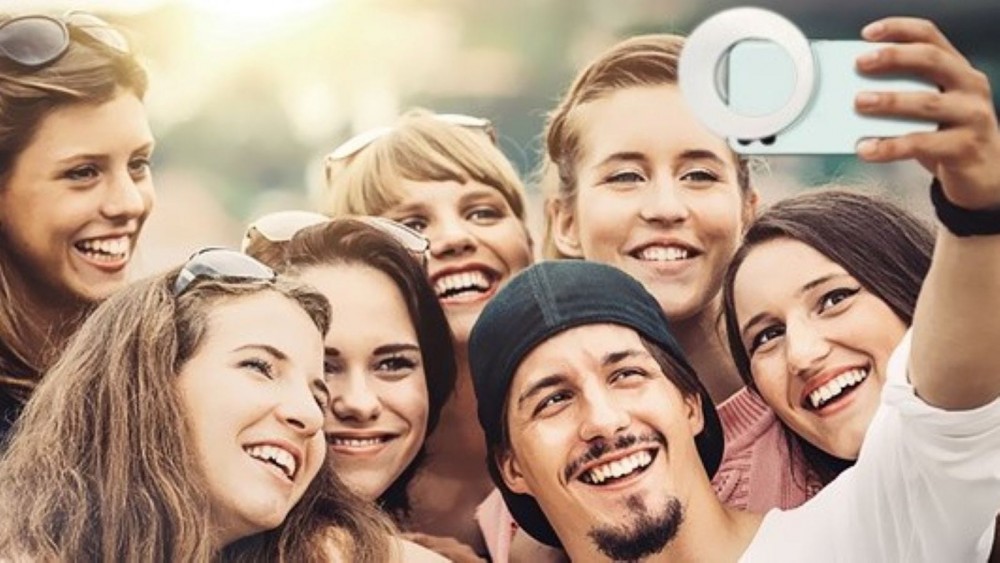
[0,8,999,562]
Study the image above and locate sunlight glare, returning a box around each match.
[184,0,329,27]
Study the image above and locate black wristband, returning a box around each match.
[930,178,1000,237]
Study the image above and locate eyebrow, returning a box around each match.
[739,272,848,338]
[592,148,728,170]
[515,348,647,409]
[54,142,157,165]
[674,149,728,167]
[237,344,330,401]
[603,348,645,366]
[517,373,569,410]
[325,342,419,357]
[592,151,647,170]
[373,343,420,356]
[235,343,288,361]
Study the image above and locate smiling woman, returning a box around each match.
[245,216,456,523]
[0,11,154,446]
[0,252,394,560]
[722,189,933,485]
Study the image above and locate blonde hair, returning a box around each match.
[539,34,752,259]
[324,109,527,222]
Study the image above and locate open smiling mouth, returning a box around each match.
[327,436,395,448]
[74,236,130,264]
[578,449,657,486]
[244,445,298,481]
[433,270,497,302]
[631,245,694,262]
[805,367,870,411]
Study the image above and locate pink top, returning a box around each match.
[711,387,815,512]
[476,388,815,562]
[476,488,515,562]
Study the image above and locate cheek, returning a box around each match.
[752,364,792,411]
[138,181,157,217]
[698,196,745,247]
[305,434,327,479]
[380,374,431,432]
[574,196,634,258]
[496,220,534,267]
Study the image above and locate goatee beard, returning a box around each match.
[587,493,684,562]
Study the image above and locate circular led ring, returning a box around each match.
[679,7,815,140]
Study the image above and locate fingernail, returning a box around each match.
[862,21,885,39]
[857,50,880,67]
[856,92,879,108]
[856,139,878,156]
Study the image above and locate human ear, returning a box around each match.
[685,393,705,436]
[497,447,532,495]
[741,188,760,232]
[548,197,584,258]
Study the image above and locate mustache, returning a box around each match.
[563,432,666,482]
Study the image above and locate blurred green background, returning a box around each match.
[6,0,998,272]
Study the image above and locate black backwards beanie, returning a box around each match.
[468,260,725,547]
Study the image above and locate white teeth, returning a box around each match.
[433,270,491,298]
[245,445,297,480]
[808,368,869,409]
[636,245,690,262]
[76,235,130,262]
[582,450,653,485]
[329,437,386,448]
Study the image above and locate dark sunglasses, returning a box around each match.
[0,11,128,68]
[173,247,277,297]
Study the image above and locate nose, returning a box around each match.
[428,216,476,259]
[578,386,631,442]
[330,373,382,423]
[277,380,325,436]
[784,317,832,380]
[100,172,149,222]
[638,180,689,226]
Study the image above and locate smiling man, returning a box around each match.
[469,256,1000,562]
[469,260,752,561]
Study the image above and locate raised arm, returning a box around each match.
[855,17,1000,409]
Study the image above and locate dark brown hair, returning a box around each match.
[722,188,934,484]
[250,218,457,519]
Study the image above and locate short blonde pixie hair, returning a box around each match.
[323,109,528,222]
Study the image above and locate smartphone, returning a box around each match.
[726,40,937,154]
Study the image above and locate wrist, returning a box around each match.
[930,178,1000,237]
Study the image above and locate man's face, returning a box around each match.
[498,323,706,561]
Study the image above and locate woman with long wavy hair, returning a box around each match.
[0,250,395,561]
[0,11,155,444]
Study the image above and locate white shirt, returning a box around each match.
[741,331,1000,562]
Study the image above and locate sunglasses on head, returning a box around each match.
[323,113,496,179]
[0,11,128,68]
[173,247,277,297]
[242,211,430,268]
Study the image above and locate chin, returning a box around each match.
[445,312,477,345]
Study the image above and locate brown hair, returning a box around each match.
[249,218,457,520]
[0,270,392,561]
[539,34,752,259]
[323,108,527,224]
[722,188,934,484]
[0,13,150,406]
